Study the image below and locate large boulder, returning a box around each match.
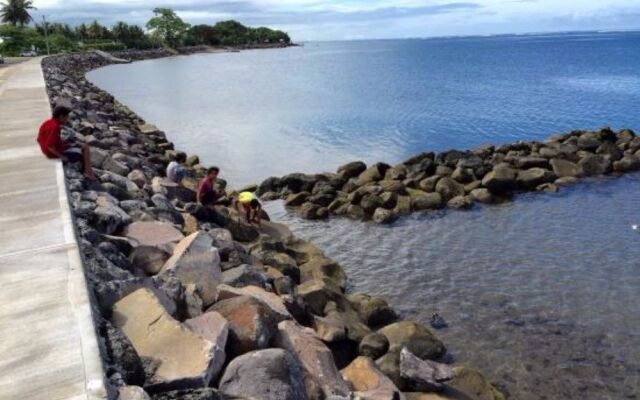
[481,164,517,194]
[92,197,131,235]
[338,161,367,180]
[221,264,268,289]
[348,293,397,328]
[275,320,351,400]
[373,208,398,224]
[412,193,443,211]
[549,158,582,178]
[215,284,292,321]
[448,367,505,400]
[516,168,556,190]
[379,321,445,361]
[207,295,278,357]
[112,288,221,392]
[130,246,171,276]
[226,218,260,243]
[183,312,229,379]
[435,178,465,201]
[341,356,405,400]
[300,256,347,292]
[578,154,611,176]
[613,156,640,172]
[125,221,184,252]
[160,232,222,307]
[400,348,453,392]
[218,349,308,400]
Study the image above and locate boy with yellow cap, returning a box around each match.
[237,191,262,225]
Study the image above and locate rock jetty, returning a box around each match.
[259,127,640,223]
[41,50,504,399]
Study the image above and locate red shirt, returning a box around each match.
[197,176,216,203]
[37,118,68,158]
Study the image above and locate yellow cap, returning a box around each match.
[238,191,255,203]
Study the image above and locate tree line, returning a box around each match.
[0,3,291,56]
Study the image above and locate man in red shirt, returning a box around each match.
[37,105,95,180]
[197,166,223,206]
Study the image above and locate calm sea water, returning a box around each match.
[88,32,640,399]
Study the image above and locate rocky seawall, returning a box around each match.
[258,128,640,223]
[41,50,504,400]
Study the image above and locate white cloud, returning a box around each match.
[31,0,640,40]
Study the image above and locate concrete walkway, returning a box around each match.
[0,58,107,399]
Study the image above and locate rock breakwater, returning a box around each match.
[41,50,503,400]
[258,127,640,223]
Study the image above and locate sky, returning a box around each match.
[30,0,640,41]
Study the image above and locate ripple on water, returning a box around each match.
[265,174,640,400]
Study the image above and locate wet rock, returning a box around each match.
[451,167,475,183]
[300,202,322,220]
[297,279,340,315]
[361,194,385,214]
[400,348,453,392]
[550,158,582,178]
[596,141,623,161]
[257,250,300,282]
[183,311,229,379]
[356,164,385,186]
[394,195,412,215]
[300,256,347,291]
[481,163,517,194]
[226,218,259,242]
[342,356,405,400]
[207,295,278,356]
[373,208,398,224]
[449,367,505,400]
[516,168,556,189]
[161,232,222,307]
[447,196,472,209]
[435,177,465,201]
[412,193,443,211]
[338,161,368,180]
[219,348,308,400]
[275,320,351,400]
[348,293,397,328]
[379,321,446,361]
[613,156,640,172]
[112,288,220,392]
[578,154,611,176]
[359,332,390,359]
[285,192,310,207]
[346,204,366,220]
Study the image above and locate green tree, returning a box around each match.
[145,7,190,48]
[0,0,35,26]
[75,23,87,41]
[188,24,220,46]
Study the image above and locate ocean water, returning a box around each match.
[88,32,640,399]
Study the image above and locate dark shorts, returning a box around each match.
[63,147,82,163]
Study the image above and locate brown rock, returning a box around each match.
[341,356,405,400]
[208,296,278,357]
[379,321,446,361]
[183,311,229,378]
[216,284,292,321]
[275,320,351,399]
[161,232,222,307]
[112,288,220,391]
[125,221,185,251]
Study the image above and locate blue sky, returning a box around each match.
[31,0,640,41]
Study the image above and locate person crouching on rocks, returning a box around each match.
[197,166,224,206]
[236,191,263,225]
[166,152,187,184]
[37,105,96,180]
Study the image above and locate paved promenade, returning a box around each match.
[0,59,107,399]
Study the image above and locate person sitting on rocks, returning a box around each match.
[37,105,95,180]
[197,166,224,206]
[236,191,263,225]
[166,152,187,184]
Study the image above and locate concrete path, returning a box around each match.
[0,58,107,399]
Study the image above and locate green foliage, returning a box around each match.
[0,23,41,55]
[146,7,190,47]
[187,20,291,47]
[0,0,35,26]
[78,41,127,51]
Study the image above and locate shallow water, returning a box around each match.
[87,32,640,399]
[266,176,640,399]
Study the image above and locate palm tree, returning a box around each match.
[0,0,36,26]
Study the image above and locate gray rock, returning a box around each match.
[103,156,131,176]
[613,156,640,172]
[219,348,308,400]
[516,168,556,189]
[372,208,398,224]
[447,195,473,209]
[435,177,465,201]
[222,264,268,288]
[550,158,582,178]
[412,193,443,211]
[578,154,611,176]
[359,332,390,359]
[482,163,518,193]
[337,161,367,180]
[399,347,454,392]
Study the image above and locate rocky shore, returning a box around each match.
[258,127,640,223]
[41,50,504,400]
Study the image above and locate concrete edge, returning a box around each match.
[48,63,109,398]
